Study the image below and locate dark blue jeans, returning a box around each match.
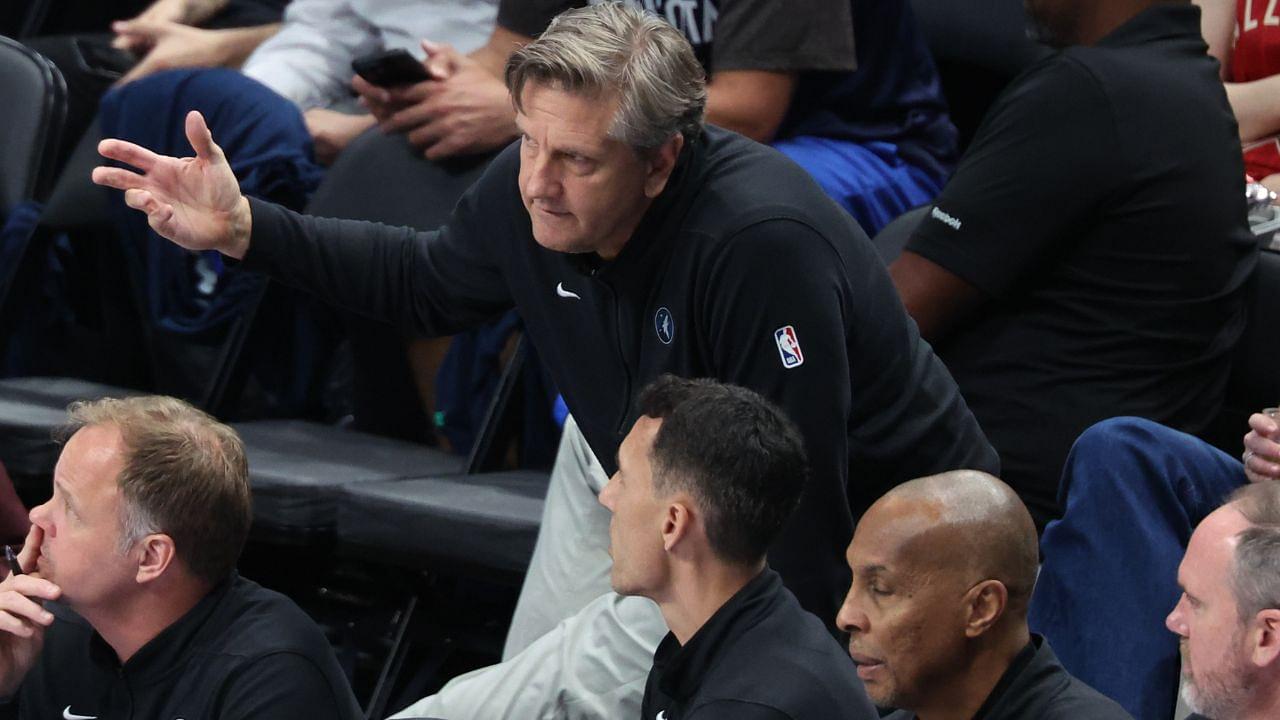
[1028,417,1244,720]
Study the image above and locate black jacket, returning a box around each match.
[883,635,1132,720]
[642,568,877,720]
[17,574,361,720]
[244,126,998,619]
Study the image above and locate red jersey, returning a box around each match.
[1235,0,1280,177]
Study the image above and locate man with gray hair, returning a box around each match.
[91,4,997,717]
[1167,481,1280,720]
[0,396,361,719]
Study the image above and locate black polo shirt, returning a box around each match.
[641,569,877,720]
[883,635,1131,720]
[906,2,1256,527]
[15,573,361,720]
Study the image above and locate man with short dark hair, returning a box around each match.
[92,4,997,716]
[0,396,361,720]
[890,0,1256,529]
[1167,481,1280,720]
[838,470,1130,719]
[601,376,877,720]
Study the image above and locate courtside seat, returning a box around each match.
[235,419,465,538]
[0,376,136,479]
[335,470,550,581]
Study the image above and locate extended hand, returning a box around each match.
[92,110,253,259]
[0,525,60,697]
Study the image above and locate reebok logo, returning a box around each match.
[63,707,97,720]
[930,206,963,231]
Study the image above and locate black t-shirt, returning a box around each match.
[498,0,957,178]
[642,569,878,720]
[906,2,1256,527]
[883,636,1131,720]
[241,126,998,623]
[16,574,361,720]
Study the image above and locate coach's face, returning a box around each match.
[516,81,682,261]
[599,415,670,597]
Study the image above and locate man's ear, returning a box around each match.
[963,580,1009,638]
[135,533,177,585]
[1250,609,1280,667]
[662,499,695,553]
[644,133,685,198]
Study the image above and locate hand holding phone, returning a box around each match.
[352,49,432,88]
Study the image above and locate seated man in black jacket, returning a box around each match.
[838,470,1131,719]
[603,376,877,720]
[92,4,997,716]
[0,396,361,720]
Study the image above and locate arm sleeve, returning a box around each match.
[241,0,380,111]
[216,652,360,720]
[702,217,999,605]
[700,219,855,611]
[711,0,855,73]
[240,150,518,336]
[495,0,579,38]
[905,56,1120,299]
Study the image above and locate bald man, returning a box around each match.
[837,471,1131,719]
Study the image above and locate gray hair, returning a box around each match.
[505,2,707,153]
[1228,482,1280,620]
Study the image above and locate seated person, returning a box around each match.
[1196,0,1280,192]
[602,376,877,720]
[0,396,361,719]
[1167,481,1280,720]
[889,0,1256,530]
[1030,411,1280,720]
[239,0,497,165]
[25,0,288,169]
[839,470,1130,719]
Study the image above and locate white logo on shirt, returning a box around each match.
[656,712,668,720]
[930,206,963,231]
[556,282,582,300]
[63,707,97,720]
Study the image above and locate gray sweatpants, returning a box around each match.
[390,416,666,719]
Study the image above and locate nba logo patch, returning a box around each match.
[774,326,804,369]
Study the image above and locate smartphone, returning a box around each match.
[352,48,431,87]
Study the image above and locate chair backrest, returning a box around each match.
[0,36,66,213]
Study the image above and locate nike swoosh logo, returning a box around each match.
[556,282,581,300]
[656,712,667,720]
[63,706,97,720]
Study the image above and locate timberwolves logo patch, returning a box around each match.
[655,307,675,345]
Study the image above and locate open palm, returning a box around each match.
[92,110,253,258]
